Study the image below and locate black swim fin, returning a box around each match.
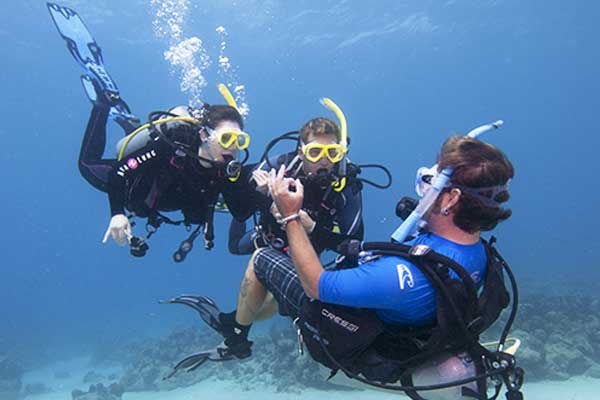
[163,343,238,380]
[47,2,139,131]
[160,295,225,336]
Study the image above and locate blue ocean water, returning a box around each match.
[0,0,597,393]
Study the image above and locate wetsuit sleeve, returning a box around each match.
[228,218,256,255]
[310,184,364,251]
[108,185,126,216]
[221,163,262,221]
[318,255,432,309]
[77,104,128,217]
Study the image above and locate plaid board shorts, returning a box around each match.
[253,247,307,319]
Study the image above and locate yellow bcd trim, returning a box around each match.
[332,177,347,192]
[481,337,521,356]
[228,170,241,183]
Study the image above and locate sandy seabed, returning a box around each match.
[22,357,600,400]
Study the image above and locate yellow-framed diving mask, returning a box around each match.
[206,127,251,150]
[301,142,346,163]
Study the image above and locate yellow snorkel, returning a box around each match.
[320,97,348,192]
[218,83,243,181]
[218,83,240,113]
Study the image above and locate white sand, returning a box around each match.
[21,358,600,400]
[121,378,600,400]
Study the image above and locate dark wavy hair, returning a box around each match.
[435,136,515,233]
[202,104,244,130]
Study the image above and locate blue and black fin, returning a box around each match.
[80,75,139,133]
[48,2,139,132]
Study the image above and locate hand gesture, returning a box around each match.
[268,165,304,218]
[102,214,132,246]
[252,169,270,195]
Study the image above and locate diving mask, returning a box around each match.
[415,165,510,208]
[301,142,345,163]
[415,164,440,197]
[206,126,250,150]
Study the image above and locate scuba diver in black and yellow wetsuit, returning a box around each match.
[48,2,255,260]
[228,99,392,258]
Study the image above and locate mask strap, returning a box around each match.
[452,182,510,208]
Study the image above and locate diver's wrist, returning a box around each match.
[279,213,301,229]
[284,218,302,231]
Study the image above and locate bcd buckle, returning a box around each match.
[409,244,432,257]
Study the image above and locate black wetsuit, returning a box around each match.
[228,152,364,255]
[78,104,254,230]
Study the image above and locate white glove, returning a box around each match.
[102,214,132,246]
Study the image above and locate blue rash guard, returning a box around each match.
[318,233,487,325]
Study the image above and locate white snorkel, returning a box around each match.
[390,120,504,243]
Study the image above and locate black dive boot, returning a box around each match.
[217,310,253,359]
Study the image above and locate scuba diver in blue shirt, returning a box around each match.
[161,125,525,399]
[48,2,255,260]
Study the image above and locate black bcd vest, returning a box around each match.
[299,239,512,387]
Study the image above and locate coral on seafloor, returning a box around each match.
[116,323,332,393]
[483,294,600,381]
[89,293,600,394]
[72,383,125,400]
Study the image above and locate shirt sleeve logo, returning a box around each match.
[396,264,415,290]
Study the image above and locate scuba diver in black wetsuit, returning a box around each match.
[228,99,392,258]
[86,99,252,260]
[48,2,254,260]
[229,118,363,256]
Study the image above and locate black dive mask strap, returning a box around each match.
[260,131,300,169]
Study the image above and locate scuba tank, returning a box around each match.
[116,106,200,160]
